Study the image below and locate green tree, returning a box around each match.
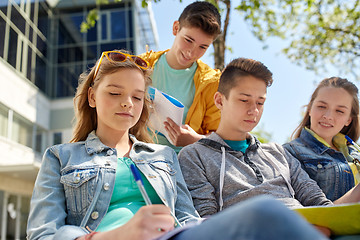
[236,0,360,77]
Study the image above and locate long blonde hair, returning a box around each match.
[292,77,360,141]
[70,50,154,143]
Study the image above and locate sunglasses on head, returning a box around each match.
[92,51,150,80]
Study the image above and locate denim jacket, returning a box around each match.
[27,132,200,240]
[283,129,360,201]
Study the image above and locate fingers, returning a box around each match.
[139,205,175,231]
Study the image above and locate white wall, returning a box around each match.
[0,60,51,130]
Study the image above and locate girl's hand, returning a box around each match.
[164,118,204,147]
[88,205,175,240]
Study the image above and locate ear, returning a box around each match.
[345,117,352,127]
[88,87,96,108]
[172,21,180,36]
[214,92,224,110]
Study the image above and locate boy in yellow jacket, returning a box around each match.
[141,1,221,151]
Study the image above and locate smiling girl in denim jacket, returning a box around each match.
[284,77,360,201]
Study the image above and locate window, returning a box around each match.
[0,15,5,58]
[0,105,7,138]
[11,113,33,148]
[53,132,62,145]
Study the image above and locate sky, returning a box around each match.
[150,0,360,144]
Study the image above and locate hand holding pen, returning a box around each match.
[345,135,360,152]
[130,164,182,228]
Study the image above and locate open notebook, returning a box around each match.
[148,86,184,145]
[293,202,360,235]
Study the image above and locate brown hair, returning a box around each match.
[292,77,360,141]
[218,57,273,98]
[178,1,221,37]
[70,50,153,143]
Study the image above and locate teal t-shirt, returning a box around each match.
[96,157,162,232]
[151,53,197,153]
[224,139,249,153]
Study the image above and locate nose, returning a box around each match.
[120,96,133,109]
[323,109,333,119]
[185,45,196,58]
[247,102,259,115]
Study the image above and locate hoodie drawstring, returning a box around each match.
[219,146,226,211]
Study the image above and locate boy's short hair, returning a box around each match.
[178,1,221,37]
[218,58,273,97]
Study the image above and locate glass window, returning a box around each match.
[37,35,47,58]
[8,27,18,69]
[58,45,83,64]
[101,42,127,53]
[5,194,29,239]
[35,127,46,153]
[12,113,33,148]
[87,19,97,42]
[85,44,98,61]
[0,104,8,138]
[56,63,82,97]
[111,11,126,40]
[101,13,107,40]
[0,15,5,58]
[38,2,49,38]
[11,5,26,35]
[26,46,33,81]
[35,54,47,94]
[53,132,62,145]
[58,14,84,46]
[128,9,133,38]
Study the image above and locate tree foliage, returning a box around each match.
[236,0,360,77]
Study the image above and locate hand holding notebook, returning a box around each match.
[148,87,184,145]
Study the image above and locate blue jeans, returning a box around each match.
[173,196,328,240]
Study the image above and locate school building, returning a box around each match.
[0,0,158,238]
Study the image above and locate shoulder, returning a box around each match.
[195,60,221,82]
[140,50,168,66]
[46,141,85,156]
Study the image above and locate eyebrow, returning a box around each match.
[238,93,266,100]
[317,100,349,109]
[106,84,145,93]
[184,35,210,48]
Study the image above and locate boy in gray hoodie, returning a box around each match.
[178,58,360,220]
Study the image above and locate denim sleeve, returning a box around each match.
[171,149,201,224]
[27,147,87,240]
[178,146,218,217]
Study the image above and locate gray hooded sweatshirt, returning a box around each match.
[178,132,332,217]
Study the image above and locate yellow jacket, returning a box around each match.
[141,50,221,135]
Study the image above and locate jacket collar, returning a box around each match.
[299,128,330,154]
[85,131,155,155]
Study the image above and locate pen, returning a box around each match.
[129,164,182,227]
[345,135,360,152]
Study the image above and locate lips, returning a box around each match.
[244,119,256,124]
[116,112,133,117]
[319,121,333,128]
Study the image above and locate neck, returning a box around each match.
[216,127,247,141]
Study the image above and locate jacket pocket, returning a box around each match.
[60,168,98,214]
[148,160,176,192]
